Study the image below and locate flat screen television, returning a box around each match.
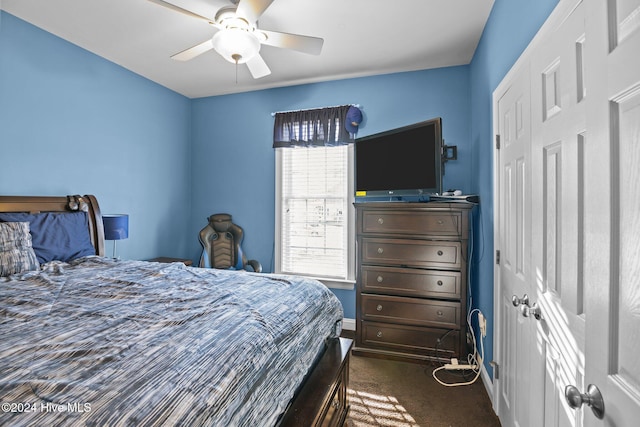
[355,117,443,198]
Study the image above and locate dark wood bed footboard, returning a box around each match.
[279,337,353,427]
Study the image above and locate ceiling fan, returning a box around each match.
[148,0,324,79]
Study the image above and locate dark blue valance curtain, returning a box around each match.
[273,104,353,148]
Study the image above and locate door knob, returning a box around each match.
[512,294,529,307]
[522,302,543,320]
[565,384,605,419]
[512,294,542,320]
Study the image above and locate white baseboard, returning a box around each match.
[343,318,356,331]
[480,364,497,415]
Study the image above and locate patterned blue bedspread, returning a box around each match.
[0,257,343,426]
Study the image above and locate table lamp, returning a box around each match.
[103,214,129,259]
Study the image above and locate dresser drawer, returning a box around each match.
[361,294,460,328]
[361,266,461,299]
[360,321,459,357]
[360,209,462,237]
[320,366,347,427]
[361,238,461,269]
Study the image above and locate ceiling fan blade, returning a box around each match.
[260,30,323,55]
[147,0,215,25]
[171,39,214,61]
[246,54,271,79]
[235,0,274,24]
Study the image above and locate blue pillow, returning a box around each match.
[0,211,95,263]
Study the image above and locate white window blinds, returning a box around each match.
[277,145,351,280]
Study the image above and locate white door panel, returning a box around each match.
[496,62,538,427]
[584,0,640,424]
[530,3,587,426]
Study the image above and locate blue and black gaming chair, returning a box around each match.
[198,213,262,272]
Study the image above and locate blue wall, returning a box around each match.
[190,67,472,319]
[469,0,559,374]
[0,11,193,261]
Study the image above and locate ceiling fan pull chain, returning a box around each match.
[233,53,241,84]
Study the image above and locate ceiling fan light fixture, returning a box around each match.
[212,28,260,64]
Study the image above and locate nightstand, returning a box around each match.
[147,257,193,266]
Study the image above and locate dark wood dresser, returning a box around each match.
[354,202,473,362]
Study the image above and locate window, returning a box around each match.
[275,145,355,288]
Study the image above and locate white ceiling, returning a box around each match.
[1,0,495,99]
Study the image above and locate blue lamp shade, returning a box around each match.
[103,214,129,240]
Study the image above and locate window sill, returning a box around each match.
[274,271,355,290]
[317,278,355,290]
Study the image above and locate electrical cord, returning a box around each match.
[432,308,484,387]
[472,202,485,264]
[429,329,474,380]
[429,206,484,386]
[430,328,456,369]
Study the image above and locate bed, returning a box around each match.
[0,195,352,427]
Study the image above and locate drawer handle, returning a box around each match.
[437,220,444,225]
[378,217,384,224]
[437,280,443,286]
[377,275,384,283]
[377,247,384,254]
[376,331,383,338]
[437,310,444,317]
[376,304,383,311]
[437,250,444,256]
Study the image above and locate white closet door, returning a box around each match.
[583,0,640,425]
[495,61,539,427]
[528,2,588,426]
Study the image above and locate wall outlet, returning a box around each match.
[479,311,487,338]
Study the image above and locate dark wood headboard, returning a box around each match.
[0,195,105,256]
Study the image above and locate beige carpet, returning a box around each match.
[345,354,501,427]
